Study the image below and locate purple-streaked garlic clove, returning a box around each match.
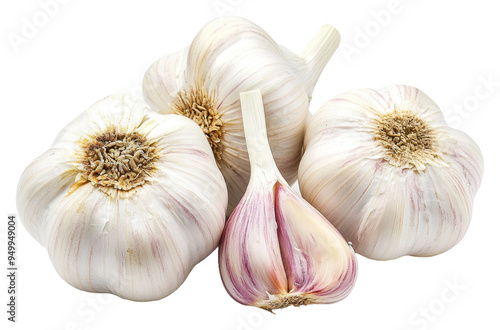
[218,90,357,312]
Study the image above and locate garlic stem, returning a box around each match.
[300,24,340,97]
[240,90,282,180]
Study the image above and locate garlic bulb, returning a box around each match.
[299,85,484,260]
[219,90,357,311]
[143,16,340,214]
[17,94,227,301]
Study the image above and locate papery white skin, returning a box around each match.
[143,16,340,214]
[299,85,484,260]
[218,90,357,311]
[17,94,228,301]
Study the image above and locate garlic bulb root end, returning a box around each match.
[70,127,159,198]
[172,86,223,160]
[255,293,314,313]
[374,108,444,170]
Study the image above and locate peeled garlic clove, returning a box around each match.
[17,94,228,301]
[299,85,484,260]
[143,16,341,215]
[219,90,357,312]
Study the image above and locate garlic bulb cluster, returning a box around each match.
[143,16,341,214]
[17,94,227,301]
[298,85,484,260]
[219,90,357,311]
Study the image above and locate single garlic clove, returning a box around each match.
[143,17,341,215]
[274,183,357,306]
[218,179,288,307]
[299,85,484,260]
[17,94,228,301]
[218,90,357,312]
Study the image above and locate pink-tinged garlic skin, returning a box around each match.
[219,178,357,311]
[275,184,357,304]
[218,179,288,306]
[219,90,357,311]
[299,85,484,260]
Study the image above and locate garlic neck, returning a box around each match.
[239,90,284,183]
[300,24,340,98]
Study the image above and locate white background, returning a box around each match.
[1,0,499,329]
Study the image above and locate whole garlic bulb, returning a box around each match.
[17,94,227,301]
[143,16,340,214]
[298,85,483,260]
[219,90,357,311]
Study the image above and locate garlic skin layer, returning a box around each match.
[219,90,357,311]
[299,85,484,260]
[143,16,340,214]
[17,94,227,301]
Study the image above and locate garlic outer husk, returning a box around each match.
[17,94,228,301]
[298,85,484,260]
[218,90,357,312]
[143,16,340,215]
